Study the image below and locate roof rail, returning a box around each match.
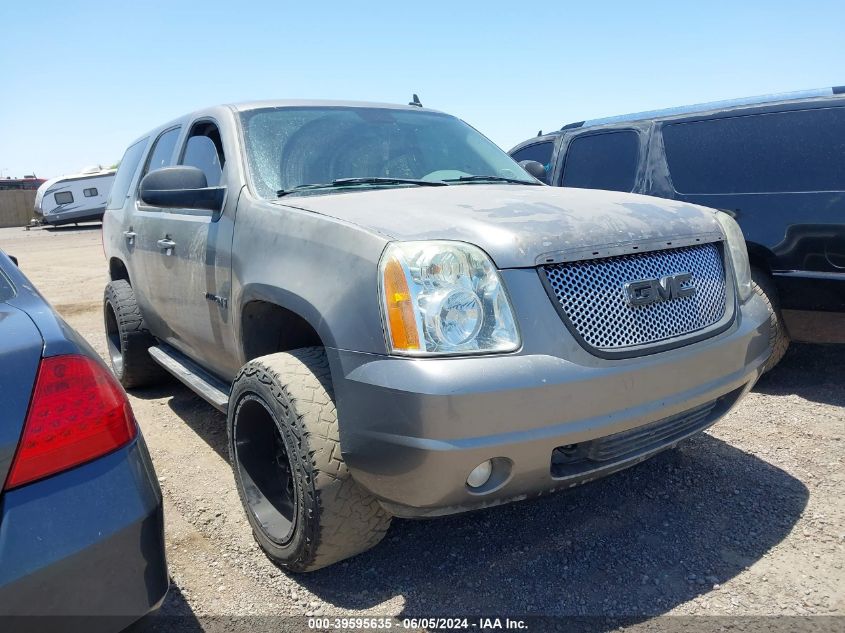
[561,86,844,131]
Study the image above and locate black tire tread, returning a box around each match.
[751,268,790,373]
[234,347,391,571]
[104,280,167,388]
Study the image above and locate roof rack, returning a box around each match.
[561,86,845,131]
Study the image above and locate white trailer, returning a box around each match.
[34,166,116,225]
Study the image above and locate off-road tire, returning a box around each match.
[228,347,392,572]
[103,280,167,388]
[751,268,790,372]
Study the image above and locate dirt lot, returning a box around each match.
[2,224,843,630]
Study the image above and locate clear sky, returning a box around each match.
[1,0,843,179]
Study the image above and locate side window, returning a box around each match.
[560,131,640,192]
[83,187,98,197]
[55,191,73,204]
[663,107,845,194]
[141,127,182,179]
[180,121,225,187]
[106,138,148,209]
[511,141,554,183]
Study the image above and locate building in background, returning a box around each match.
[0,176,46,191]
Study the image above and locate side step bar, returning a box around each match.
[148,345,230,413]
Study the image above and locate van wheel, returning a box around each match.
[103,280,167,388]
[751,268,790,372]
[228,347,392,572]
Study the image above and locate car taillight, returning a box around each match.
[3,354,137,490]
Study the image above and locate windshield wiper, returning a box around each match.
[332,177,447,187]
[278,177,447,197]
[442,175,541,185]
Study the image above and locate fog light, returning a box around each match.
[466,460,493,488]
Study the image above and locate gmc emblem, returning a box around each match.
[624,272,695,306]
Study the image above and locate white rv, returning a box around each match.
[34,166,116,225]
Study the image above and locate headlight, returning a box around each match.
[714,211,752,302]
[379,241,520,355]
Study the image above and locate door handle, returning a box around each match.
[156,238,176,255]
[123,230,136,245]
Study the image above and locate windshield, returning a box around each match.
[239,107,537,197]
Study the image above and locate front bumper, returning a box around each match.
[331,270,771,518]
[0,438,168,629]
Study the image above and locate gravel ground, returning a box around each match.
[2,225,843,631]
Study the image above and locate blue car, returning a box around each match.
[0,250,168,628]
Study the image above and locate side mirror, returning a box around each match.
[519,160,548,183]
[139,166,225,213]
[8,255,18,267]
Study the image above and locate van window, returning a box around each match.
[663,107,845,194]
[55,191,73,204]
[83,187,98,197]
[511,141,554,182]
[107,138,148,209]
[561,131,639,192]
[142,127,181,179]
[180,122,225,187]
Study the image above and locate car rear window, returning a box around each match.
[663,107,845,194]
[0,267,15,301]
[560,130,640,192]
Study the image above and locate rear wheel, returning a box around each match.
[751,267,790,372]
[228,347,392,572]
[103,280,167,388]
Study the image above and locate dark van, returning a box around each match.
[511,87,845,369]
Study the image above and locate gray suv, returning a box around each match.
[102,100,771,572]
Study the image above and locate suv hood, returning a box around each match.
[277,185,724,268]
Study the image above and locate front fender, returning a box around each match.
[236,282,335,348]
[231,196,392,358]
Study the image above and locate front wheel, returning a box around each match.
[227,347,392,572]
[751,268,790,373]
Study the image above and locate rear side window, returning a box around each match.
[141,127,181,179]
[561,131,640,192]
[106,139,148,209]
[54,191,73,204]
[663,107,845,194]
[83,187,98,197]
[511,141,554,182]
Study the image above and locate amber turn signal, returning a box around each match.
[382,256,421,351]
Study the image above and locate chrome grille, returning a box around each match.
[542,243,727,352]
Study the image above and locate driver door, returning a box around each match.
[142,119,237,377]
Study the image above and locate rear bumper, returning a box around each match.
[331,291,771,518]
[0,437,168,628]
